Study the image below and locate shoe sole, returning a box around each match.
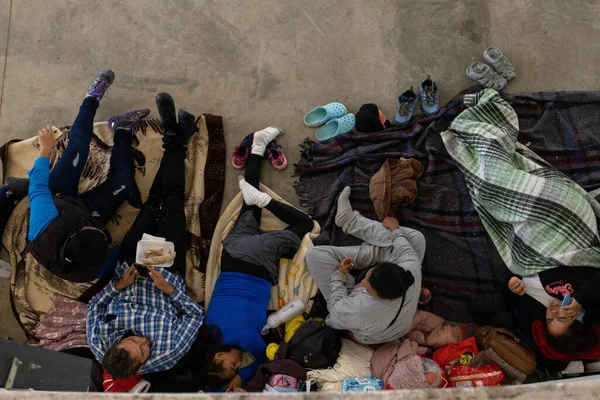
[232,159,246,170]
[271,157,288,171]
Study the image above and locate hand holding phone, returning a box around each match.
[134,263,151,278]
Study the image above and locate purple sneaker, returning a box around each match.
[85,69,115,101]
[109,109,150,134]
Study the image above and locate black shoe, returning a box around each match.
[109,109,151,133]
[156,92,177,135]
[178,108,198,144]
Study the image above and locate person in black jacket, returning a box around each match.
[508,266,600,353]
[25,69,149,283]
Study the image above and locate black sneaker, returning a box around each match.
[109,109,151,134]
[156,92,177,135]
[85,70,115,101]
[178,108,198,144]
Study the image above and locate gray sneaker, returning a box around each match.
[466,61,507,90]
[483,46,516,81]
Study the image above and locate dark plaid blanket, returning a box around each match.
[294,87,600,323]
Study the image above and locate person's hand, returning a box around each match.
[38,126,57,158]
[338,257,354,275]
[233,387,246,393]
[148,268,174,295]
[508,277,526,296]
[562,297,582,320]
[114,265,138,291]
[382,216,400,231]
[225,374,243,392]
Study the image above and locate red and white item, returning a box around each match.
[446,362,505,388]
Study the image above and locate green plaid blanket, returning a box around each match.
[441,89,600,276]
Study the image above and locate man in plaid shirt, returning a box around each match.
[86,93,204,379]
[87,261,204,376]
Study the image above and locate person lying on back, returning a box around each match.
[86,93,204,379]
[27,69,149,283]
[307,186,425,345]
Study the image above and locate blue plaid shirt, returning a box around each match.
[87,262,204,374]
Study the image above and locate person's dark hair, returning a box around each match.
[64,228,108,267]
[179,324,237,387]
[102,342,142,379]
[545,320,598,354]
[369,262,415,300]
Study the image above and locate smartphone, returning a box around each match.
[134,263,150,278]
[561,294,585,322]
[33,126,63,150]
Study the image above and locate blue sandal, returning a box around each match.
[315,113,356,141]
[304,102,347,127]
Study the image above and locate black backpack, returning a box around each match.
[286,321,341,370]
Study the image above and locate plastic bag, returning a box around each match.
[447,362,505,388]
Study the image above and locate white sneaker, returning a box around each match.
[466,61,507,90]
[483,46,516,81]
[0,260,11,279]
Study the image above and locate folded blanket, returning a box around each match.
[442,89,600,275]
[204,185,320,311]
[35,295,88,351]
[307,339,373,392]
[2,116,225,335]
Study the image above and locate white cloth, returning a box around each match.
[523,275,555,307]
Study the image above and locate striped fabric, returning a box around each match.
[442,89,600,276]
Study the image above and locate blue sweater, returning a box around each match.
[27,157,59,241]
[205,272,271,383]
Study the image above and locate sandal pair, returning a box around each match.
[304,102,356,141]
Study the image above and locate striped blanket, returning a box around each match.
[442,89,600,276]
[295,87,600,322]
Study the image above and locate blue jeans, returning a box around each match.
[48,97,134,224]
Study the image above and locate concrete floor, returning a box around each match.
[0,0,599,340]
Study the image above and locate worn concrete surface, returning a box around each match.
[0,0,599,341]
[2,378,600,398]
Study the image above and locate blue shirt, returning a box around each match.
[27,157,58,241]
[205,272,271,383]
[86,262,205,374]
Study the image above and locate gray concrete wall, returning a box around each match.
[2,379,600,399]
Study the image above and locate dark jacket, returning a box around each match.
[28,196,109,282]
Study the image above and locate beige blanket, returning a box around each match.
[204,186,320,311]
[2,116,225,335]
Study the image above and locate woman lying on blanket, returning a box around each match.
[201,127,314,392]
[0,69,149,283]
[508,267,600,354]
[306,187,425,345]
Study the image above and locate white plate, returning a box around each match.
[135,240,175,267]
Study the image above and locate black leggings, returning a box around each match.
[239,154,313,239]
[222,154,313,282]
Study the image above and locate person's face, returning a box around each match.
[362,268,380,299]
[546,299,575,336]
[118,335,151,371]
[214,348,243,380]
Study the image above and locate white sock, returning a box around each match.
[238,176,272,208]
[335,186,354,228]
[251,126,283,156]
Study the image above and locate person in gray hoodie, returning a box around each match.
[306,186,425,345]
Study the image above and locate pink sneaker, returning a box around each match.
[231,133,254,170]
[266,140,288,170]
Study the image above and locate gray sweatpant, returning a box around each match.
[307,211,425,303]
